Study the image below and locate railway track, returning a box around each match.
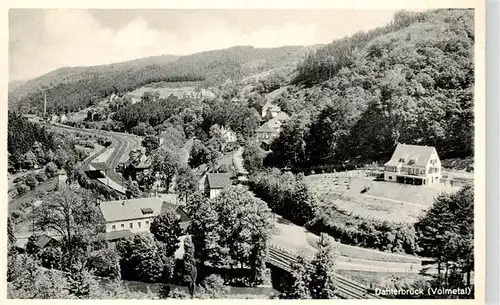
[42,122,138,189]
[267,244,384,299]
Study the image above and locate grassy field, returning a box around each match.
[306,173,461,223]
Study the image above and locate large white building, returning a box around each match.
[99,196,190,234]
[384,143,442,186]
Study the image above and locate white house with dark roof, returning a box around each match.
[99,196,190,234]
[204,172,232,199]
[384,143,442,186]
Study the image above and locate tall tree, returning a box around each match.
[150,208,183,257]
[175,165,198,202]
[309,235,338,299]
[183,236,197,298]
[150,147,181,192]
[187,194,221,266]
[33,188,105,269]
[7,216,16,248]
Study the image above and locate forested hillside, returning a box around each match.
[7,112,83,173]
[9,46,313,115]
[267,9,474,168]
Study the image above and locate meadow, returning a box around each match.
[306,172,461,223]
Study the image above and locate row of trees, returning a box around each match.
[415,185,474,289]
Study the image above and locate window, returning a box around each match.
[112,225,116,230]
[388,176,392,180]
[130,223,133,229]
[138,222,141,228]
[121,224,125,229]
[398,158,405,163]
[146,221,149,226]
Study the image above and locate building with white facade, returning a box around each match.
[384,143,442,186]
[99,196,190,234]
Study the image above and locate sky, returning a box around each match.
[9,9,401,81]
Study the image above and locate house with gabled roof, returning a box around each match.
[123,149,152,181]
[384,143,442,186]
[220,126,238,144]
[99,196,190,236]
[274,111,290,123]
[256,121,279,144]
[204,172,232,199]
[261,100,282,118]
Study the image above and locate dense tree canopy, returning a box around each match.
[415,184,474,287]
[266,9,474,169]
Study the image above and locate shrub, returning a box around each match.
[35,172,48,182]
[25,174,39,189]
[199,274,230,299]
[44,162,58,178]
[16,183,30,195]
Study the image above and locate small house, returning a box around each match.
[256,122,279,143]
[204,173,232,199]
[56,168,68,189]
[123,150,152,181]
[16,234,61,253]
[384,143,442,186]
[220,126,238,144]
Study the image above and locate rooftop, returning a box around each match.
[384,143,438,167]
[101,230,135,242]
[206,172,232,189]
[256,122,278,133]
[99,196,184,223]
[274,111,290,122]
[90,162,109,171]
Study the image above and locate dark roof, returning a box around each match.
[103,230,135,241]
[206,173,232,189]
[90,162,109,171]
[384,144,438,167]
[34,235,60,248]
[126,155,151,169]
[85,170,106,179]
[176,206,191,223]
